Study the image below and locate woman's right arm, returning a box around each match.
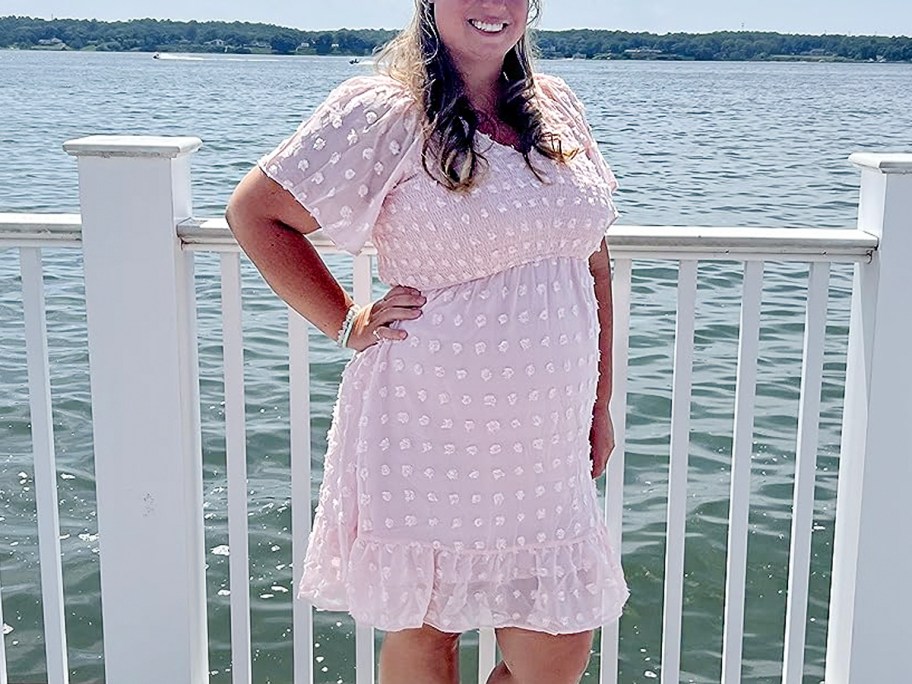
[224,166,425,350]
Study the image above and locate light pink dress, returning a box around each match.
[258,72,630,634]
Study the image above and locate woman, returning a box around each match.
[225,1,629,681]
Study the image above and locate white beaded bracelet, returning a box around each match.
[335,304,360,348]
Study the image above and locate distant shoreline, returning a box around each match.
[3,16,910,63]
[5,47,903,65]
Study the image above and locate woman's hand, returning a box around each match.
[346,285,427,352]
[589,408,616,479]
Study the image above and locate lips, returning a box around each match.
[468,18,508,34]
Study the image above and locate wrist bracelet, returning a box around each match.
[335,304,360,348]
[340,313,357,348]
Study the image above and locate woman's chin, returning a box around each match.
[457,24,522,48]
[454,42,519,67]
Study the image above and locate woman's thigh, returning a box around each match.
[494,626,595,684]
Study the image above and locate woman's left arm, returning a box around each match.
[588,236,616,478]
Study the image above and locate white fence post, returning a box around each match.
[63,136,208,684]
[826,153,912,683]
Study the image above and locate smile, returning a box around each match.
[469,19,508,34]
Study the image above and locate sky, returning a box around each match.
[4,0,911,36]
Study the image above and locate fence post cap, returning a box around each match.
[64,135,203,159]
[849,152,912,174]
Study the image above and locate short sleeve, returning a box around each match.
[257,75,420,255]
[536,74,620,194]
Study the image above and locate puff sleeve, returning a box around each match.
[537,74,620,194]
[257,75,421,255]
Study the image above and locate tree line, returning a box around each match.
[2,16,911,62]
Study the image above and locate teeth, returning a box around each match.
[470,19,506,33]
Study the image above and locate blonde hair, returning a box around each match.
[374,0,579,192]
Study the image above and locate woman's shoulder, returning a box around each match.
[533,72,570,92]
[533,72,585,116]
[322,72,422,124]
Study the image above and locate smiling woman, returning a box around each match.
[434,0,528,53]
[375,0,586,192]
[224,1,629,682]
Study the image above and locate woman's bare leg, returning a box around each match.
[485,626,595,684]
[485,659,514,683]
[377,623,462,684]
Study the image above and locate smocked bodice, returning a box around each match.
[374,132,618,290]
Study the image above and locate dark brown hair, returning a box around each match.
[375,0,579,192]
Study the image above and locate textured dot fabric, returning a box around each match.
[258,72,630,634]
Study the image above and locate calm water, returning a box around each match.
[1,50,910,683]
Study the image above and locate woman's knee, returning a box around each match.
[494,626,594,684]
[379,622,462,677]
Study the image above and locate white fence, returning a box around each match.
[0,137,909,684]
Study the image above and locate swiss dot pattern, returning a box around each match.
[259,72,629,634]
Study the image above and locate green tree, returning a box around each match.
[313,32,334,55]
[270,32,299,54]
[336,29,370,55]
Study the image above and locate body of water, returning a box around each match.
[1,50,910,683]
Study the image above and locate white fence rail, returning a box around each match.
[0,137,909,684]
[19,247,69,684]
